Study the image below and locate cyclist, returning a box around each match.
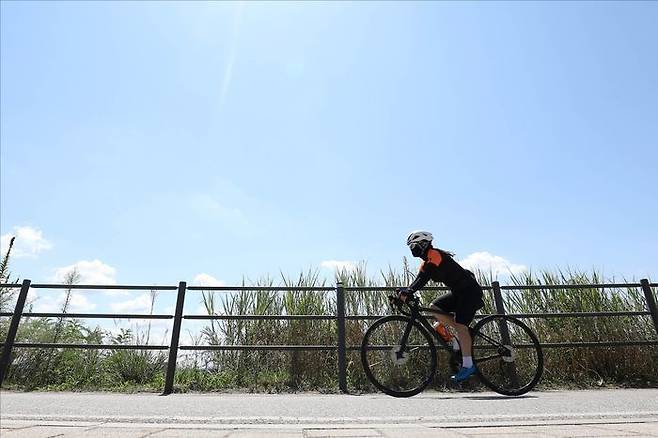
[397,230,485,382]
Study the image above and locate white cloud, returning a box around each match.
[31,290,96,313]
[51,259,117,285]
[31,258,117,312]
[459,252,527,278]
[110,293,152,313]
[1,226,53,258]
[193,273,225,287]
[67,293,96,312]
[321,260,357,271]
[50,259,124,296]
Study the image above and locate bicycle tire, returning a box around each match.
[361,315,437,398]
[471,315,543,396]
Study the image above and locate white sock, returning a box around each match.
[462,356,473,368]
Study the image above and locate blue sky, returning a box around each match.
[2,2,657,324]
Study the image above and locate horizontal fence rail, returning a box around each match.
[0,313,174,319]
[1,278,657,394]
[11,343,170,350]
[344,311,654,320]
[27,284,179,290]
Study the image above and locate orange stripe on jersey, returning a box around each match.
[420,248,442,272]
[427,248,443,266]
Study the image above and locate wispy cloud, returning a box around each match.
[459,251,527,278]
[321,260,357,271]
[219,2,245,108]
[1,226,53,258]
[190,194,245,223]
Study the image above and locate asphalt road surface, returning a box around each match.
[1,389,657,437]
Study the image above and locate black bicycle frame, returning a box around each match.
[395,299,454,353]
[395,298,508,364]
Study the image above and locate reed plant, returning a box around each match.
[1,261,656,392]
[502,270,657,386]
[0,236,20,341]
[184,264,656,392]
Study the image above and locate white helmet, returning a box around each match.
[406,230,433,246]
[406,231,433,257]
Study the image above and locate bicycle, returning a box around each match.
[360,293,543,397]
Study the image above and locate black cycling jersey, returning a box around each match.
[408,247,478,292]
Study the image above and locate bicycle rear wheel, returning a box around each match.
[471,315,543,396]
[361,315,437,397]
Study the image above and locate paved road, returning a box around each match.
[1,389,657,437]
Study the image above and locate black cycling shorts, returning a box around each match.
[432,286,484,326]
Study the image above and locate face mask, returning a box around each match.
[409,242,425,257]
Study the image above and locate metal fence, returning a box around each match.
[1,278,657,394]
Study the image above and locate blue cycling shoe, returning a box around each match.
[451,365,477,383]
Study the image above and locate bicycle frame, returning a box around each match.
[390,295,455,353]
[391,295,511,364]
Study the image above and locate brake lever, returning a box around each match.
[387,294,404,313]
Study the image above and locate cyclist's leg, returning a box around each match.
[453,322,472,357]
[429,304,455,325]
[429,303,473,357]
[430,292,457,326]
[453,302,479,360]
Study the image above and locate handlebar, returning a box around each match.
[387,293,419,315]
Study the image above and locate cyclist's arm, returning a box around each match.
[407,250,443,293]
[408,269,431,292]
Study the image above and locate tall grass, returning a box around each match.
[185,270,337,391]
[503,270,657,386]
[173,263,657,392]
[1,262,656,392]
[2,287,168,391]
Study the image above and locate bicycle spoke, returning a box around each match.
[475,353,503,364]
[475,331,504,348]
[471,315,543,396]
[361,315,437,397]
[369,359,385,368]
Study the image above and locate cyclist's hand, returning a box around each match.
[396,287,413,303]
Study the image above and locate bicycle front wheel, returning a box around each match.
[361,315,437,397]
[471,315,543,396]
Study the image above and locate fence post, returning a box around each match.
[640,279,658,337]
[163,281,186,395]
[491,281,519,387]
[336,282,348,393]
[0,279,31,386]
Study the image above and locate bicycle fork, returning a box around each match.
[395,319,415,360]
